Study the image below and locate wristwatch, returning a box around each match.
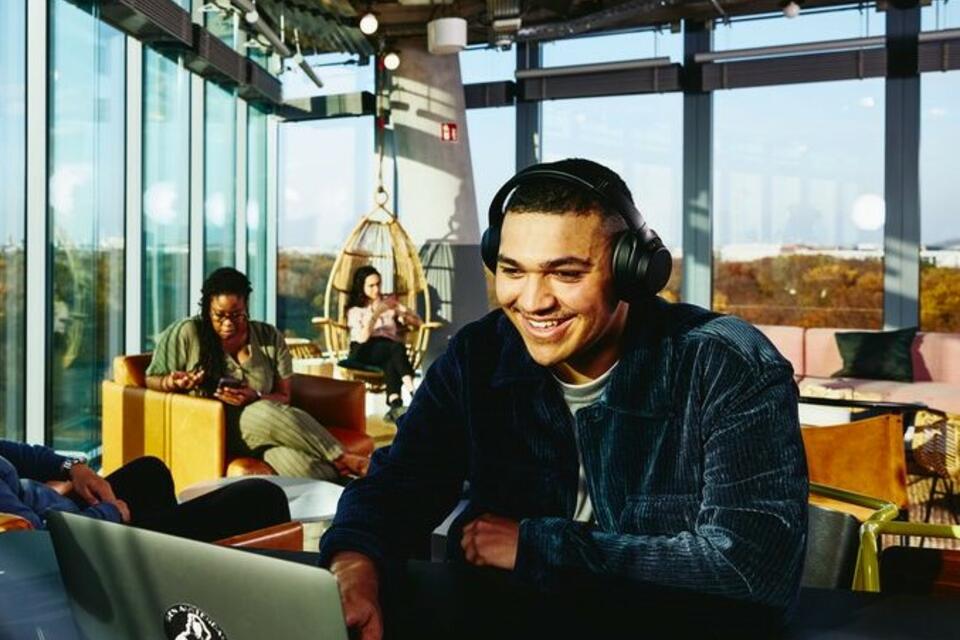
[59,457,86,480]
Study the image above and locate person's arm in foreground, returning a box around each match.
[0,441,128,525]
[464,335,808,610]
[318,337,469,640]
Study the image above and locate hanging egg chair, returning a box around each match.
[311,187,441,390]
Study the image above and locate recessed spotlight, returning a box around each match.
[383,51,400,70]
[359,12,379,35]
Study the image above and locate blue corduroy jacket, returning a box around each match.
[319,298,808,610]
[0,441,121,529]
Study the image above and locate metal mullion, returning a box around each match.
[235,97,248,274]
[265,114,278,325]
[681,20,713,308]
[189,0,205,299]
[125,36,143,354]
[190,74,205,302]
[515,41,540,171]
[25,0,48,445]
[883,3,922,330]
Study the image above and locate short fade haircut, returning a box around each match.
[503,158,631,234]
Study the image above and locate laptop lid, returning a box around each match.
[47,511,348,640]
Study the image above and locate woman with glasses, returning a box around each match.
[144,267,369,481]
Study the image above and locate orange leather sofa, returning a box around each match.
[102,354,373,493]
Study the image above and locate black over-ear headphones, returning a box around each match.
[480,160,672,300]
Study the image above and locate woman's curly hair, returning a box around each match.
[197,267,252,396]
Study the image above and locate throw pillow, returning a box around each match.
[832,327,917,382]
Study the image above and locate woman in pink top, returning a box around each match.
[346,266,422,421]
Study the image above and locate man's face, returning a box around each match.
[495,211,628,381]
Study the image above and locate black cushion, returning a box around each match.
[832,327,917,382]
[337,358,383,374]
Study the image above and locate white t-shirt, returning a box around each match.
[552,362,618,523]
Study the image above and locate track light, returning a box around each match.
[244,0,258,23]
[383,51,400,70]
[292,28,304,66]
[359,12,379,35]
[782,1,801,18]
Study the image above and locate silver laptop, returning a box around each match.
[47,511,348,640]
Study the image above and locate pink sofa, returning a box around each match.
[754,325,960,415]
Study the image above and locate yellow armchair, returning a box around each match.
[102,354,372,493]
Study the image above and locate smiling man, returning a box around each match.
[318,159,808,639]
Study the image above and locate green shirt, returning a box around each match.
[146,317,293,395]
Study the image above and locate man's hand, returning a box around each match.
[108,498,131,523]
[330,552,382,640]
[69,463,117,506]
[461,514,520,570]
[214,385,258,406]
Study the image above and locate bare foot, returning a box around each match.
[334,453,370,478]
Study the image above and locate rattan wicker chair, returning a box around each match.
[311,196,441,392]
[910,410,960,524]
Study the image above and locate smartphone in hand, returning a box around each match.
[218,377,242,390]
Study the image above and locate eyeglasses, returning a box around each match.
[210,309,248,324]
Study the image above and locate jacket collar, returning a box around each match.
[489,299,715,413]
[490,313,549,388]
[489,298,670,388]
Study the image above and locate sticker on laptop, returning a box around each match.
[164,603,228,640]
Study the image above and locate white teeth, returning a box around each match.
[528,319,561,329]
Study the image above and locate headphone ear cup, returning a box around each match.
[480,226,499,273]
[611,231,640,299]
[644,245,673,295]
[611,231,673,299]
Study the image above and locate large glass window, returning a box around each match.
[143,48,191,350]
[713,80,885,328]
[247,105,269,320]
[278,118,374,338]
[459,45,514,83]
[923,0,960,31]
[920,71,960,332]
[205,6,237,47]
[49,0,125,457]
[714,6,883,51]
[466,107,515,234]
[542,94,683,301]
[204,82,237,276]
[542,29,682,66]
[542,29,683,67]
[281,54,374,101]
[0,0,26,441]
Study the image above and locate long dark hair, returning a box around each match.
[346,265,381,309]
[198,267,252,396]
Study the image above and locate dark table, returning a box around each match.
[2,533,958,639]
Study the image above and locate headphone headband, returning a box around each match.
[487,166,642,233]
[482,160,672,299]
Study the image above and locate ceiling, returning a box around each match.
[253,0,878,56]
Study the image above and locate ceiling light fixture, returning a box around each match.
[383,51,400,71]
[359,12,379,35]
[244,0,259,24]
[427,17,467,55]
